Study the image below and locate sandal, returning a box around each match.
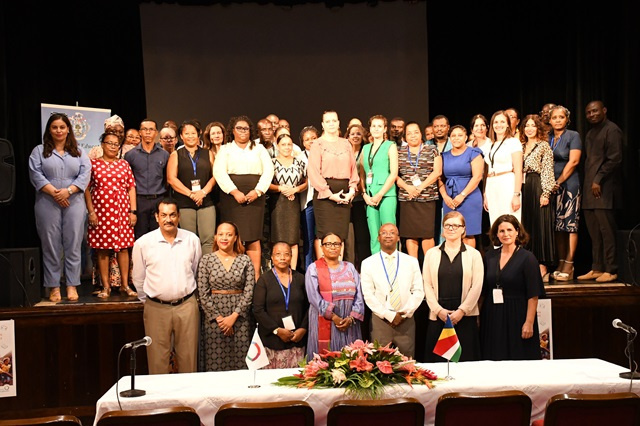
[120,286,137,297]
[97,287,111,299]
[551,260,565,279]
[49,287,61,302]
[555,261,574,282]
[67,286,79,301]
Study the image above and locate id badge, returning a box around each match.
[493,288,504,304]
[191,179,201,192]
[366,171,373,186]
[411,175,421,186]
[282,315,296,330]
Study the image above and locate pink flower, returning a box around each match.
[349,356,374,372]
[376,360,394,374]
[345,339,374,356]
[378,343,397,355]
[303,362,321,378]
[398,360,416,374]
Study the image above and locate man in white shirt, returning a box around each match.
[132,198,202,374]
[360,223,425,357]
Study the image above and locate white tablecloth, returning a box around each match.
[95,358,638,425]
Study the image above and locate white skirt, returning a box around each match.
[484,172,522,227]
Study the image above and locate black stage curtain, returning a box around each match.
[1,0,638,271]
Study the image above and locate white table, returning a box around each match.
[95,358,639,426]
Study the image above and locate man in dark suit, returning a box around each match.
[577,101,623,283]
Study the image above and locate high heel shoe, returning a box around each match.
[97,286,111,299]
[555,261,574,282]
[67,286,79,301]
[49,287,61,302]
[120,286,137,297]
[551,260,565,279]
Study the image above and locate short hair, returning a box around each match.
[442,211,466,238]
[155,197,180,214]
[99,131,122,146]
[548,105,572,126]
[179,119,202,137]
[321,232,342,244]
[449,125,467,136]
[489,214,529,247]
[140,118,158,129]
[299,125,320,144]
[271,241,292,255]
[212,221,246,254]
[403,121,422,140]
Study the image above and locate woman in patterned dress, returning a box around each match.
[197,221,256,371]
[85,131,137,298]
[305,232,365,358]
[397,121,442,258]
[269,134,307,270]
[519,115,556,282]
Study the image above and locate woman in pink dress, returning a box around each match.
[85,131,137,298]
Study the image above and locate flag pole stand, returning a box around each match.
[445,360,454,381]
[248,369,260,388]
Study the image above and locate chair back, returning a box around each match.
[537,392,640,426]
[96,406,200,426]
[434,390,532,426]
[0,415,82,426]
[326,397,424,426]
[214,400,314,426]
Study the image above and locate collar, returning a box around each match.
[439,242,467,253]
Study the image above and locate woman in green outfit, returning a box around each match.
[360,115,399,253]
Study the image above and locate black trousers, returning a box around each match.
[584,208,618,273]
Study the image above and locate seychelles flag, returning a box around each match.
[433,315,462,362]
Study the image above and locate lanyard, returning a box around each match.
[368,141,384,169]
[379,251,399,290]
[407,144,423,169]
[188,148,200,176]
[550,135,561,153]
[272,267,292,311]
[488,139,505,169]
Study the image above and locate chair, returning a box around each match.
[434,390,532,426]
[214,400,314,426]
[0,415,82,426]
[531,392,640,426]
[326,397,425,426]
[96,406,200,426]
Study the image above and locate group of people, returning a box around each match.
[28,101,623,372]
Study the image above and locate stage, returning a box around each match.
[0,279,639,424]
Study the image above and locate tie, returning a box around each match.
[386,255,401,311]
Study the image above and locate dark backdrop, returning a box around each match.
[1,0,638,275]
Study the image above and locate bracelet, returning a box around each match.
[461,191,467,197]
[513,192,521,196]
[88,211,95,216]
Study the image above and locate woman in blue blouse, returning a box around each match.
[28,113,91,302]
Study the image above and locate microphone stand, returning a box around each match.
[120,347,146,397]
[619,331,640,380]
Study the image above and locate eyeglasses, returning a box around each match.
[235,126,250,132]
[139,127,156,133]
[322,242,342,248]
[160,137,176,141]
[379,231,398,237]
[102,142,120,148]
[443,223,465,230]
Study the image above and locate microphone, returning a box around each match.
[612,319,637,334]
[124,336,152,349]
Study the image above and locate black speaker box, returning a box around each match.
[617,229,640,286]
[0,139,16,204]
[0,248,42,307]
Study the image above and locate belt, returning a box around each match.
[211,289,243,295]
[148,291,194,306]
[487,170,513,178]
[139,193,166,199]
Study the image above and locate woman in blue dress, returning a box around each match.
[548,106,582,282]
[439,125,484,247]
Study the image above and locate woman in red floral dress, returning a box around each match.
[85,131,137,298]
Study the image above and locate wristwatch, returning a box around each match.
[273,328,279,335]
[67,186,74,195]
[130,210,138,214]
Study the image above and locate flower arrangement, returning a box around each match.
[274,340,438,399]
